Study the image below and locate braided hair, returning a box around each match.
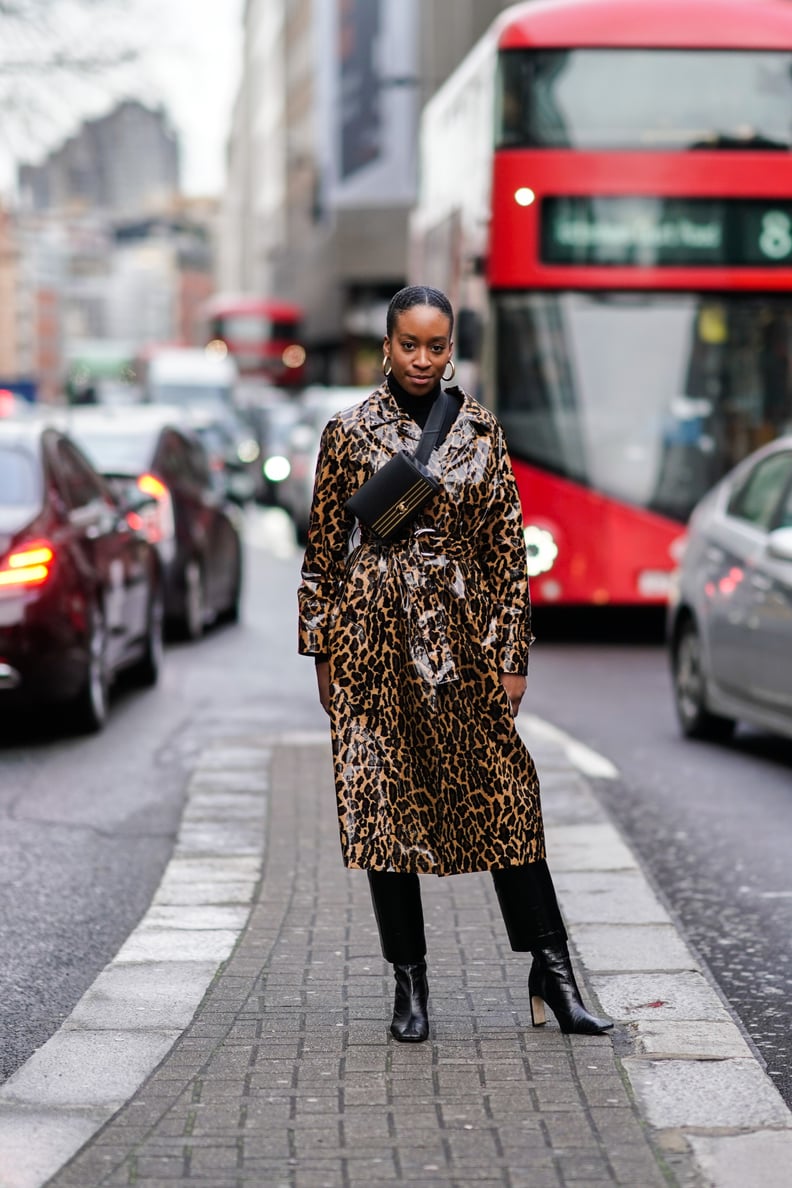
[386,285,454,338]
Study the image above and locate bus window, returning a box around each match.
[495,292,792,523]
[497,49,792,151]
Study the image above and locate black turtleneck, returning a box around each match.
[387,374,459,436]
[386,373,441,428]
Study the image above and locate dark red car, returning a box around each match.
[55,406,243,639]
[0,420,163,732]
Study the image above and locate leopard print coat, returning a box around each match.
[298,382,545,876]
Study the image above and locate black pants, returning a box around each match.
[368,861,567,965]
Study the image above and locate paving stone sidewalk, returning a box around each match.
[42,730,695,1188]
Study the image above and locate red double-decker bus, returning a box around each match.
[412,0,792,607]
[204,295,307,389]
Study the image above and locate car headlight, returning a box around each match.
[237,439,260,464]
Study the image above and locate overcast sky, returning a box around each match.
[0,0,245,198]
[137,0,244,195]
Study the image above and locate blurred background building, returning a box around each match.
[220,0,516,384]
[18,99,180,217]
[1,0,519,401]
[6,101,217,402]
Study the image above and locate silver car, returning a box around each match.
[669,435,792,741]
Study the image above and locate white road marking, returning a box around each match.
[518,713,620,780]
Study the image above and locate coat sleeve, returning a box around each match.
[476,425,534,674]
[297,418,355,656]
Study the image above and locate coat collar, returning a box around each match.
[363,382,490,439]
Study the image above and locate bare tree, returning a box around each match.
[0,0,144,172]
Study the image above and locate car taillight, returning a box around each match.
[138,473,168,500]
[0,540,55,592]
[135,473,175,546]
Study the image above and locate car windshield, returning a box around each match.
[494,292,792,522]
[0,446,41,506]
[66,427,156,474]
[149,383,232,406]
[196,425,231,453]
[497,49,792,150]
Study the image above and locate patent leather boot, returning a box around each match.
[529,943,613,1035]
[390,961,429,1043]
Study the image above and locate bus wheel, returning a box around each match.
[673,619,735,742]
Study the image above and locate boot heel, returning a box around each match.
[530,994,546,1026]
[530,945,613,1036]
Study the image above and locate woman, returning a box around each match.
[298,285,611,1043]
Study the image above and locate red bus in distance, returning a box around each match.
[204,295,307,389]
[412,0,792,608]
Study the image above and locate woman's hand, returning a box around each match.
[316,660,331,716]
[500,672,526,717]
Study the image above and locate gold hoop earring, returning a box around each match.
[383,356,392,377]
[443,359,456,382]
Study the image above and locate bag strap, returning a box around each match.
[413,389,453,465]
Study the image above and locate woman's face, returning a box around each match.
[384,304,453,398]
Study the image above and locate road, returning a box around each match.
[1,508,790,1109]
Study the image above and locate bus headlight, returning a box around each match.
[524,525,559,577]
[282,344,306,369]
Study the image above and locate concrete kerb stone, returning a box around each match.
[0,1030,181,1111]
[63,960,222,1032]
[687,1131,792,1188]
[0,1111,108,1188]
[629,1020,755,1062]
[513,715,792,1180]
[572,923,697,973]
[0,738,270,1188]
[623,1058,792,1131]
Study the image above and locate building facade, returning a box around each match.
[221,0,288,298]
[0,207,65,403]
[0,206,22,383]
[220,0,516,383]
[18,100,180,218]
[7,102,219,401]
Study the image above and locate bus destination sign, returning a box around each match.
[541,197,792,267]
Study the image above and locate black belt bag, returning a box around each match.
[346,390,451,543]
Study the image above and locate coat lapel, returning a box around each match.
[359,384,488,468]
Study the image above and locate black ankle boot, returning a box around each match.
[529,943,613,1035]
[391,961,429,1043]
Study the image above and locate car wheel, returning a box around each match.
[130,586,164,687]
[218,545,242,625]
[182,560,205,641]
[673,619,735,741]
[71,601,109,733]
